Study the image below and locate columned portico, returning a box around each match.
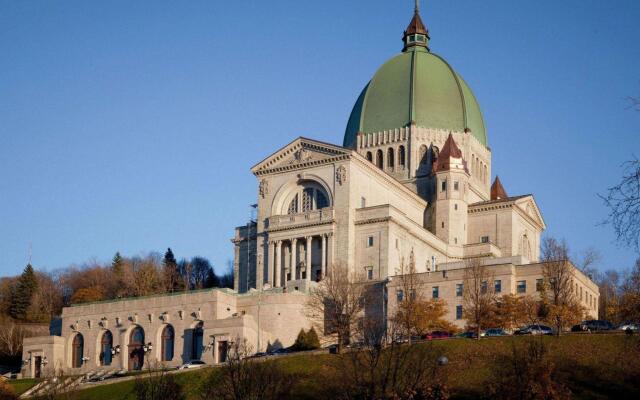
[268,233,332,289]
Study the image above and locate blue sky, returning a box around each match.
[1,0,639,277]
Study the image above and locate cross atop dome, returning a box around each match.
[403,0,430,52]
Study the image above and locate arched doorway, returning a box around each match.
[192,322,204,361]
[128,326,145,371]
[72,333,84,368]
[161,325,175,362]
[100,330,113,366]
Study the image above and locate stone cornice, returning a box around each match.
[251,137,351,176]
[266,220,335,233]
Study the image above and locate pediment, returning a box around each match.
[514,196,546,230]
[251,137,352,175]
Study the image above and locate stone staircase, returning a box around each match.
[19,369,120,398]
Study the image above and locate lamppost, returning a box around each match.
[143,342,153,354]
[111,345,122,357]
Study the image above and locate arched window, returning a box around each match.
[192,322,204,361]
[419,145,428,165]
[376,150,383,169]
[484,165,488,184]
[287,194,298,215]
[366,151,372,162]
[387,148,395,170]
[72,333,84,368]
[398,146,406,168]
[129,326,145,371]
[100,330,113,366]
[161,325,174,362]
[284,182,330,214]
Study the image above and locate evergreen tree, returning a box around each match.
[292,329,308,351]
[112,252,124,276]
[111,252,125,298]
[305,327,320,350]
[163,248,181,292]
[10,264,38,320]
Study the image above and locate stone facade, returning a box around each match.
[21,289,310,378]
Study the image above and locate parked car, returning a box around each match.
[456,331,478,339]
[617,322,639,331]
[514,325,553,335]
[177,360,206,370]
[429,331,452,339]
[269,348,291,355]
[572,320,614,332]
[485,328,508,337]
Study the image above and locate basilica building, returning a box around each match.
[21,4,598,380]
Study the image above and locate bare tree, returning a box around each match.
[540,238,585,336]
[575,246,601,278]
[305,264,368,352]
[597,269,621,323]
[0,315,27,357]
[199,338,297,400]
[134,362,185,400]
[619,258,640,322]
[600,156,640,254]
[462,258,496,339]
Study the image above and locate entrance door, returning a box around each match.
[217,341,228,363]
[128,326,145,371]
[34,356,42,378]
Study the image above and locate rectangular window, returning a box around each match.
[517,280,526,294]
[481,281,488,294]
[367,268,373,280]
[536,279,544,292]
[397,290,404,302]
[367,236,374,247]
[454,181,459,191]
[494,279,502,293]
[456,305,463,320]
[409,289,416,301]
[361,197,366,208]
[481,236,489,243]
[454,203,458,210]
[395,238,399,249]
[441,180,447,192]
[432,286,439,299]
[456,283,463,297]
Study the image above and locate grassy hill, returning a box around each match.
[10,334,640,399]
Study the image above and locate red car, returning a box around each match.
[426,331,452,340]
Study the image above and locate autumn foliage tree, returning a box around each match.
[393,252,455,338]
[462,258,496,338]
[540,238,585,336]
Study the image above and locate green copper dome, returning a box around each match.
[344,26,487,148]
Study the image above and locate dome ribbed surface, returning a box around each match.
[344,48,487,148]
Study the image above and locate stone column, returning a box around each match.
[321,234,327,280]
[329,232,335,277]
[275,241,282,287]
[306,236,312,282]
[291,238,298,280]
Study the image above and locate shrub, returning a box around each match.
[488,338,571,400]
[0,380,18,400]
[134,368,184,400]
[291,328,320,351]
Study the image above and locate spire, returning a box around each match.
[433,133,468,173]
[403,0,430,51]
[491,176,508,200]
